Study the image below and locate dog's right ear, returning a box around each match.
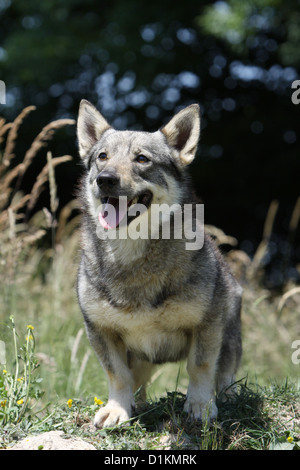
[77,100,111,160]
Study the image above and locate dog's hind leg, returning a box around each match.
[216,338,242,401]
[184,320,222,422]
[128,354,153,402]
[216,298,242,401]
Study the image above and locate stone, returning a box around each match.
[8,430,96,450]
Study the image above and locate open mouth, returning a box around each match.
[99,191,153,230]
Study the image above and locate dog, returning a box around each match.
[76,99,242,428]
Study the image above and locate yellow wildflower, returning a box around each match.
[1,400,6,407]
[27,325,34,330]
[2,370,7,375]
[67,399,73,408]
[17,399,24,405]
[17,377,24,382]
[287,436,294,443]
[94,397,103,406]
[26,335,33,341]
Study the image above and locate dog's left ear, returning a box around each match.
[161,104,200,166]
[77,100,111,160]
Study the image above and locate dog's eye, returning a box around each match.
[98,152,107,161]
[136,155,149,163]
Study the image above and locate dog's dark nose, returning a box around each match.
[96,171,119,189]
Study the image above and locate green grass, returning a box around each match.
[1,345,299,450]
[0,247,299,449]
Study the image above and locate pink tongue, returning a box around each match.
[99,197,128,229]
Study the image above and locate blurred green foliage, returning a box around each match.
[199,0,300,66]
[0,0,299,286]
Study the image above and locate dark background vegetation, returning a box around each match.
[0,0,299,288]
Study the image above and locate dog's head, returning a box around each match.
[77,100,200,231]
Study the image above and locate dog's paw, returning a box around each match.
[94,403,131,429]
[184,397,218,422]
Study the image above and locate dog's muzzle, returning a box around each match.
[97,171,153,230]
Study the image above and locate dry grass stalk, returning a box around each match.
[247,200,279,279]
[0,107,76,289]
[0,114,75,203]
[75,350,91,394]
[289,196,300,243]
[27,155,73,213]
[0,194,31,227]
[0,189,11,211]
[0,162,25,206]
[47,151,58,215]
[22,118,75,171]
[8,207,16,241]
[71,328,84,364]
[205,225,237,246]
[12,118,75,195]
[21,228,47,247]
[0,122,17,176]
[2,106,36,167]
[0,122,12,147]
[55,199,79,243]
[263,199,279,241]
[278,286,300,315]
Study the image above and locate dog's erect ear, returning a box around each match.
[77,100,111,159]
[161,104,200,166]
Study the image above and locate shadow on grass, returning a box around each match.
[134,381,272,450]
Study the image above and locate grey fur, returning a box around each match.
[76,100,242,428]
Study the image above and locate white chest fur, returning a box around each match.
[79,272,204,363]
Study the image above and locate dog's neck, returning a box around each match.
[102,235,149,266]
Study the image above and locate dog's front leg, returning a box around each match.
[184,323,222,422]
[87,327,134,428]
[94,370,134,429]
